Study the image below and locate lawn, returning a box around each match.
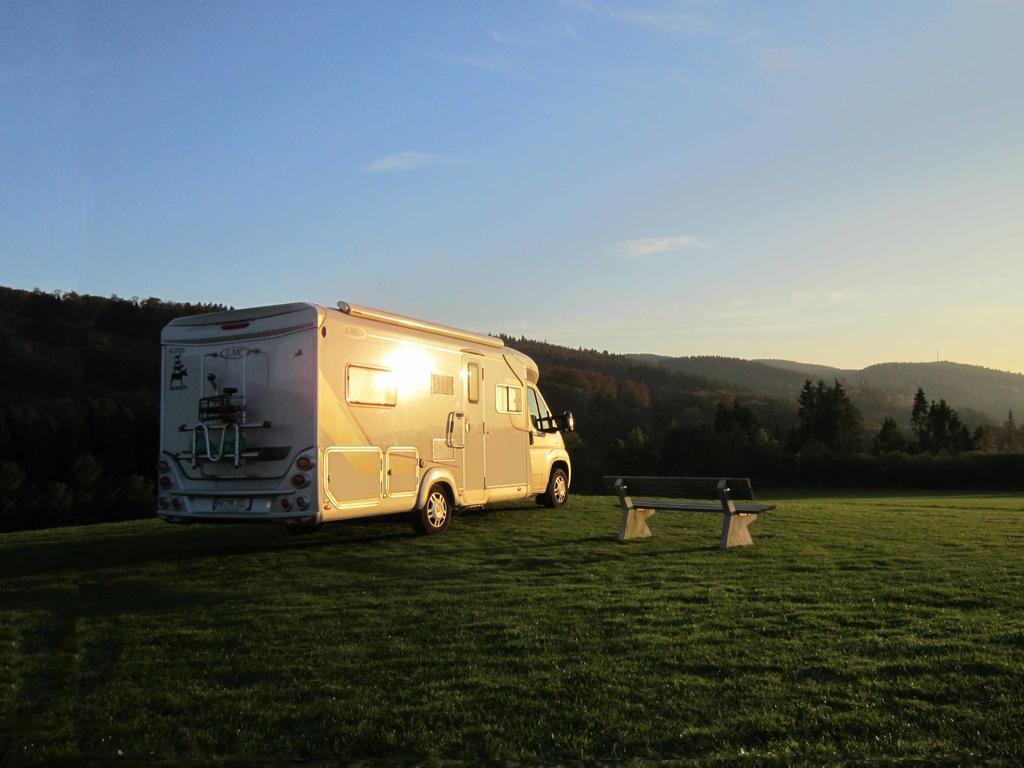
[2,492,1023,766]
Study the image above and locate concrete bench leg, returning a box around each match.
[618,507,655,542]
[720,512,757,549]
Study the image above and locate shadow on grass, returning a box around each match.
[0,579,238,623]
[0,503,624,583]
[0,499,725,599]
[0,516,419,582]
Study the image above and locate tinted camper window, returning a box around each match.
[495,384,522,413]
[347,365,397,407]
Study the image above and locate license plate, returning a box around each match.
[213,497,252,512]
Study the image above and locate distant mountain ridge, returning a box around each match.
[632,355,1024,426]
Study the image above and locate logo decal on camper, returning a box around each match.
[170,354,189,390]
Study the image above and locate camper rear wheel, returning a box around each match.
[412,483,452,535]
[540,467,569,509]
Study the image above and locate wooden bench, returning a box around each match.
[604,476,776,549]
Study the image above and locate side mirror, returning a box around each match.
[559,411,575,433]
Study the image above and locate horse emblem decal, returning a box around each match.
[170,353,189,390]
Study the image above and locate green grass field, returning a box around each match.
[2,493,1023,766]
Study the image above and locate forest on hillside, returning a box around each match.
[1,285,1022,532]
[513,338,1024,497]
[636,354,1024,426]
[0,286,225,531]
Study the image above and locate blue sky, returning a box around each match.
[1,0,1022,371]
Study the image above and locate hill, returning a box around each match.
[758,358,856,381]
[634,354,1024,426]
[762,359,1024,423]
[630,354,812,403]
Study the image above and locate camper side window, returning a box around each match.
[495,384,523,414]
[347,365,397,407]
[467,363,480,403]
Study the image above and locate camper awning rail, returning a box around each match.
[337,301,504,349]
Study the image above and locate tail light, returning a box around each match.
[296,456,314,471]
[291,474,307,488]
[158,497,168,509]
[280,498,291,510]
[296,496,308,510]
[158,460,170,473]
[159,476,172,489]
[171,497,182,510]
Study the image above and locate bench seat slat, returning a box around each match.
[605,475,758,501]
[631,498,774,514]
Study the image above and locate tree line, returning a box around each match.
[0,287,225,531]
[513,334,1024,495]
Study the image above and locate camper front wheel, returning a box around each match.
[541,467,569,509]
[412,483,452,535]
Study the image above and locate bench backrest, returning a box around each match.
[602,475,757,501]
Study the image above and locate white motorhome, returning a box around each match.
[157,302,574,534]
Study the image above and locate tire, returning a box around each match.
[541,467,569,508]
[411,483,452,535]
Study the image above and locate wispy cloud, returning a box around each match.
[363,151,445,174]
[430,52,522,75]
[607,7,710,34]
[614,234,707,259]
[435,2,717,82]
[439,24,583,77]
[563,1,716,34]
[489,23,581,49]
[560,0,596,11]
[434,32,608,79]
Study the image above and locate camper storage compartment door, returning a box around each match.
[386,447,418,497]
[325,447,383,509]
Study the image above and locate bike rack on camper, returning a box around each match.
[177,346,272,468]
